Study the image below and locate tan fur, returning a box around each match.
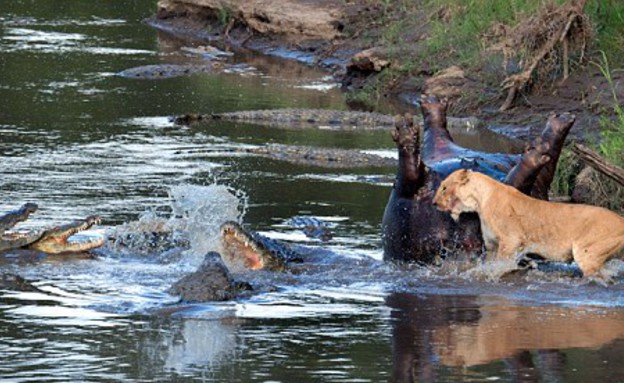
[432,169,624,276]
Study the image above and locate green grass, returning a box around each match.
[422,0,567,67]
[592,52,624,212]
[594,51,624,166]
[374,0,624,79]
[352,0,624,115]
[551,51,623,211]
[421,0,624,66]
[549,147,582,197]
[217,5,233,26]
[588,1,624,63]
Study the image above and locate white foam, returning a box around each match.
[169,183,247,264]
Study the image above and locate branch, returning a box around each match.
[572,143,624,187]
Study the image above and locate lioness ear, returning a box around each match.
[457,169,470,185]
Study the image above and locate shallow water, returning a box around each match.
[1,1,624,382]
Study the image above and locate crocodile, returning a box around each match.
[117,62,256,79]
[0,203,104,254]
[382,95,575,264]
[168,221,298,302]
[118,63,218,79]
[218,221,298,273]
[238,144,397,168]
[176,142,397,168]
[284,216,334,241]
[172,108,482,131]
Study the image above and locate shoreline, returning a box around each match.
[149,0,624,143]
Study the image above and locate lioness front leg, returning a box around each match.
[494,241,522,261]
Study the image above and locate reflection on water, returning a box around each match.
[388,293,624,382]
[1,0,624,382]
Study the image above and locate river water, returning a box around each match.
[1,1,624,382]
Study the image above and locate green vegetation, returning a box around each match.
[412,0,623,67]
[423,0,555,67]
[217,4,233,26]
[590,1,624,63]
[363,0,624,101]
[589,52,624,212]
[549,147,581,197]
[551,51,623,211]
[595,51,624,166]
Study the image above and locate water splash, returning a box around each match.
[169,183,247,264]
[105,183,247,266]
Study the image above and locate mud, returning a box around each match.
[148,0,362,70]
[149,0,624,142]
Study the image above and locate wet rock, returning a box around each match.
[423,66,467,100]
[348,47,391,73]
[342,47,391,91]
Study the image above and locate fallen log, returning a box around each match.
[572,143,624,187]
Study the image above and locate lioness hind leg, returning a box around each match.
[573,241,624,277]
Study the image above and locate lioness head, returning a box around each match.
[433,169,475,222]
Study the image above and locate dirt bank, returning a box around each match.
[149,0,359,69]
[148,0,624,141]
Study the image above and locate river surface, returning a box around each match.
[1,1,624,382]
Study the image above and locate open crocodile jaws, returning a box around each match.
[0,203,44,251]
[29,216,105,254]
[219,221,287,273]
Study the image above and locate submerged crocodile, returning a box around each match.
[118,64,217,79]
[0,203,104,254]
[117,62,256,79]
[176,142,397,168]
[117,44,240,79]
[237,144,397,168]
[172,108,482,131]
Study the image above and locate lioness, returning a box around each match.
[432,169,624,276]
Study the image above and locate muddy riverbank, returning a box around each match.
[3,2,624,381]
[148,0,624,141]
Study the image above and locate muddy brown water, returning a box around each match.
[1,1,624,382]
